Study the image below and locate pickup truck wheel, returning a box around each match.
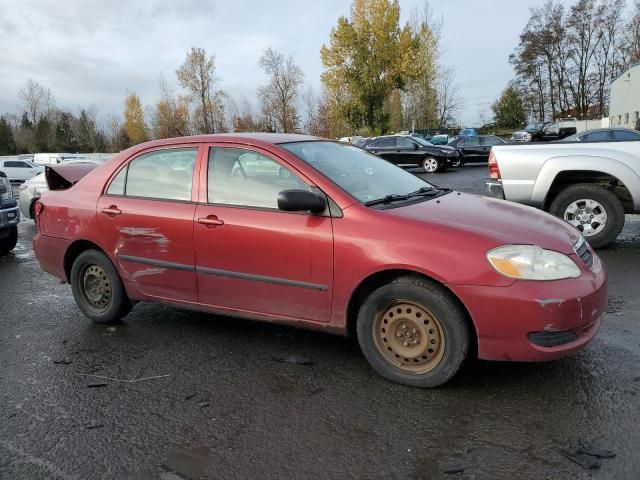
[356,276,470,388]
[0,226,18,256]
[423,157,440,173]
[550,184,625,248]
[70,250,132,323]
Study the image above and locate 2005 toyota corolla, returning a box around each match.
[33,133,607,387]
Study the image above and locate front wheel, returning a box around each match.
[70,250,132,323]
[0,226,18,256]
[356,276,470,388]
[422,157,440,173]
[549,183,625,249]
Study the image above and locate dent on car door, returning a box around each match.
[193,145,334,323]
[96,146,200,302]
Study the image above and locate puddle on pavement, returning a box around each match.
[161,445,210,479]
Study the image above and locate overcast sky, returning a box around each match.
[0,0,553,127]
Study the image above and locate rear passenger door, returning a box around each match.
[96,146,200,303]
[367,137,397,163]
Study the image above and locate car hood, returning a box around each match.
[384,192,581,254]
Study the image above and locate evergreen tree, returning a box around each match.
[0,117,17,154]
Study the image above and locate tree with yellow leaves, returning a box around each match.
[123,93,148,145]
[321,0,423,135]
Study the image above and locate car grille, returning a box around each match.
[574,237,594,270]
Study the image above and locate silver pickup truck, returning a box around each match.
[486,141,640,248]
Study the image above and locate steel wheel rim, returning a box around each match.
[423,158,439,173]
[564,198,607,237]
[372,301,446,374]
[80,264,112,312]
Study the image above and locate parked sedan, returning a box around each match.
[558,128,640,143]
[365,134,459,172]
[0,159,44,183]
[448,135,506,164]
[33,134,606,388]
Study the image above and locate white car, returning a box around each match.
[0,159,44,183]
[19,159,102,219]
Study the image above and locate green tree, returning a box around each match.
[0,117,16,154]
[123,94,148,145]
[34,116,52,151]
[492,83,526,129]
[55,111,77,151]
[320,0,422,134]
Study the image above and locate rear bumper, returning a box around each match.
[0,206,20,228]
[33,232,71,281]
[449,255,607,362]
[485,179,505,199]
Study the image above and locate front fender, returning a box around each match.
[530,155,640,210]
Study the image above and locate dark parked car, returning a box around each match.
[0,171,19,255]
[512,120,577,142]
[558,128,640,143]
[364,135,459,173]
[448,135,506,164]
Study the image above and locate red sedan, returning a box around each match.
[33,134,607,387]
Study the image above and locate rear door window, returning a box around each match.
[480,136,503,146]
[106,148,197,201]
[373,137,396,148]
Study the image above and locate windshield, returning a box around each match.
[525,123,544,130]
[280,141,432,203]
[412,136,434,146]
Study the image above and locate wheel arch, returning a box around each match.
[531,156,640,212]
[63,239,108,283]
[345,269,479,357]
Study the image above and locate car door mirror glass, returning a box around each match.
[277,189,326,213]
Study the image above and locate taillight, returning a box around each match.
[34,200,44,228]
[488,151,501,179]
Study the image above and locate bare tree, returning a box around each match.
[257,47,304,133]
[436,66,463,128]
[176,47,225,134]
[19,79,55,124]
[300,84,319,134]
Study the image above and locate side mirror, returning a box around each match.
[413,143,419,150]
[278,189,326,214]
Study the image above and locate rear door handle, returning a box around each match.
[101,206,122,216]
[198,215,224,227]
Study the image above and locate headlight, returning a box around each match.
[487,245,581,280]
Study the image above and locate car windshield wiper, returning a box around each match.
[364,187,450,206]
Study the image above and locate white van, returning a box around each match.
[32,153,83,165]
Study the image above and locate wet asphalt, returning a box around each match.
[1,164,639,479]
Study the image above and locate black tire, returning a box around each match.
[549,183,625,249]
[356,276,470,388]
[422,157,440,173]
[0,226,18,256]
[70,249,132,323]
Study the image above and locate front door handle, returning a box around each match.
[198,215,224,227]
[101,206,122,216]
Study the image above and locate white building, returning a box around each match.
[610,62,640,130]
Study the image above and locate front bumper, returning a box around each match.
[485,179,505,199]
[0,205,20,228]
[449,253,607,362]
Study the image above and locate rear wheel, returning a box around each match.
[0,226,18,256]
[422,157,440,173]
[356,276,470,388]
[70,250,132,323]
[549,183,625,248]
